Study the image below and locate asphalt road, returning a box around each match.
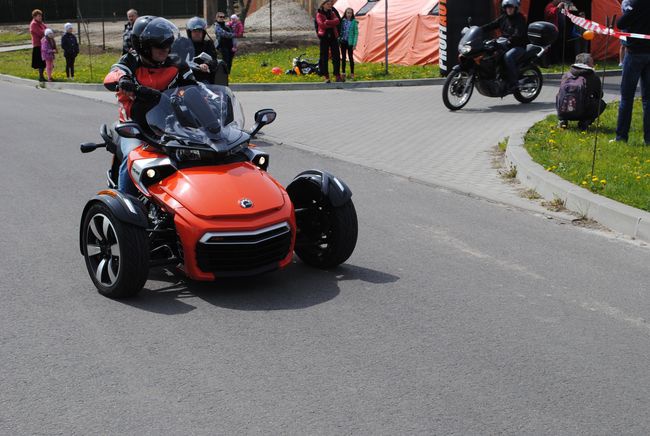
[1,80,650,434]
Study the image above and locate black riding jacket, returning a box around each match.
[481,12,528,48]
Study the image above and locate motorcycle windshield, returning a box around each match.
[144,84,246,152]
[458,26,483,51]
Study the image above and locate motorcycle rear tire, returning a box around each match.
[514,66,543,104]
[442,70,474,111]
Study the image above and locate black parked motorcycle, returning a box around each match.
[442,21,558,111]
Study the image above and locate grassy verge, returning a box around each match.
[0,46,439,83]
[0,32,31,45]
[524,99,650,212]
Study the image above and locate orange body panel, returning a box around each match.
[129,146,296,281]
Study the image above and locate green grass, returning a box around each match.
[0,48,118,83]
[540,60,621,74]
[0,45,439,83]
[0,43,620,84]
[0,32,31,45]
[524,99,650,212]
[232,46,439,82]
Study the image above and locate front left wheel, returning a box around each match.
[442,69,474,111]
[81,203,149,299]
[294,198,358,269]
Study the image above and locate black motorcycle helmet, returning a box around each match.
[130,16,178,64]
[186,16,207,39]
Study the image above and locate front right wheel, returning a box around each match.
[442,69,474,111]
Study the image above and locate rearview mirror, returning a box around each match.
[115,122,144,139]
[250,109,277,138]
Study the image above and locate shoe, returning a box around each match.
[577,121,589,131]
[323,75,330,83]
[609,137,627,143]
[335,75,345,82]
[558,120,568,129]
[350,74,354,80]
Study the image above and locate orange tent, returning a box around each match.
[334,0,439,66]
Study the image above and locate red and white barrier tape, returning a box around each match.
[561,9,650,41]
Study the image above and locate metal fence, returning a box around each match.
[0,0,201,23]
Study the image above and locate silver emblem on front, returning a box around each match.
[239,198,253,208]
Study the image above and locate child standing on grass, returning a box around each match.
[228,14,244,53]
[40,28,57,82]
[61,23,79,80]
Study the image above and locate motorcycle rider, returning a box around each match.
[104,16,196,195]
[185,16,221,84]
[480,0,528,93]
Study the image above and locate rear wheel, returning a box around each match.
[442,70,474,111]
[294,198,358,269]
[81,203,149,298]
[514,65,543,103]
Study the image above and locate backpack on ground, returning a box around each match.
[556,73,587,120]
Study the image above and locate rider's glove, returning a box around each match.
[118,75,138,93]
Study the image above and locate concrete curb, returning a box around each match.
[0,72,443,91]
[0,69,623,92]
[505,127,650,243]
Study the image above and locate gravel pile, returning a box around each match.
[244,0,315,32]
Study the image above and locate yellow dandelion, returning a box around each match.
[581,181,588,186]
[600,179,606,184]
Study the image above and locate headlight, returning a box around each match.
[460,44,472,55]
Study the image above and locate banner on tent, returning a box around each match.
[562,9,650,41]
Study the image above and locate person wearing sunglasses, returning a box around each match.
[214,12,235,73]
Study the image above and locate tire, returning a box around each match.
[81,202,149,298]
[442,70,474,111]
[514,65,543,104]
[294,199,358,269]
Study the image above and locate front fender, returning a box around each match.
[286,169,352,208]
[79,189,148,254]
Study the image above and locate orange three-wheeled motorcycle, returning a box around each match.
[79,84,358,298]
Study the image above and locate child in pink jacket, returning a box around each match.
[40,28,57,81]
[227,14,244,53]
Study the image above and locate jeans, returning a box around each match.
[504,47,525,87]
[616,51,650,144]
[118,137,142,196]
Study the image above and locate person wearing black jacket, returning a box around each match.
[614,0,650,145]
[61,22,79,79]
[186,16,221,84]
[481,0,527,92]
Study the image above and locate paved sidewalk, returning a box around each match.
[53,79,620,217]
[0,44,31,52]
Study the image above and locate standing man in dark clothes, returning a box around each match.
[481,0,527,93]
[214,12,235,73]
[122,9,138,54]
[613,0,650,145]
